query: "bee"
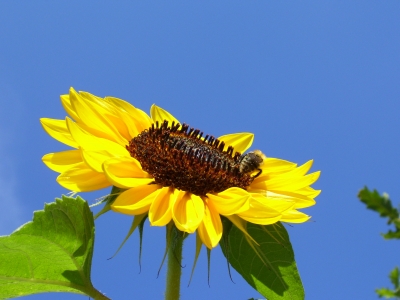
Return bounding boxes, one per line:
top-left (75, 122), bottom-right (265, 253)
top-left (238, 150), bottom-right (266, 178)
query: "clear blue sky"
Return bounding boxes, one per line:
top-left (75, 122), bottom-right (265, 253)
top-left (1, 2), bottom-right (399, 299)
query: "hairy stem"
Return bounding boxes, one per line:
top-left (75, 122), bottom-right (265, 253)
top-left (165, 229), bottom-right (184, 300)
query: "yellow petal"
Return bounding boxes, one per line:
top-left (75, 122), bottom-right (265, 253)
top-left (265, 190), bottom-right (316, 209)
top-left (57, 162), bottom-right (110, 192)
top-left (280, 210), bottom-right (311, 223)
top-left (296, 186), bottom-right (321, 198)
top-left (66, 118), bottom-right (129, 171)
top-left (103, 157), bottom-right (153, 189)
top-left (238, 193), bottom-right (289, 225)
top-left (79, 91), bottom-right (104, 104)
top-left (238, 210), bottom-right (282, 225)
top-left (249, 193), bottom-right (294, 214)
top-left (281, 160), bottom-right (314, 177)
top-left (251, 171), bottom-right (321, 192)
top-left (217, 132), bottom-right (254, 154)
top-left (172, 192), bottom-right (204, 233)
top-left (69, 88), bottom-right (127, 145)
top-left (111, 184), bottom-right (162, 215)
top-left (149, 187), bottom-right (176, 226)
top-left (60, 89), bottom-right (79, 120)
top-left (207, 187), bottom-right (250, 215)
top-left (299, 160), bottom-right (314, 175)
top-left (81, 150), bottom-right (113, 173)
top-left (42, 150), bottom-right (82, 173)
top-left (40, 118), bottom-right (78, 148)
top-left (80, 93), bottom-right (132, 142)
top-left (105, 97), bottom-right (153, 138)
top-left (197, 200), bottom-right (222, 249)
top-left (100, 99), bottom-right (141, 140)
top-left (65, 117), bottom-right (124, 152)
top-left (150, 104), bottom-right (180, 126)
top-left (262, 157), bottom-right (298, 173)
top-left (253, 158), bottom-right (298, 183)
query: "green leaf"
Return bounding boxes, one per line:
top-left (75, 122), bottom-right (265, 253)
top-left (0, 195), bottom-right (107, 299)
top-left (376, 267), bottom-right (400, 299)
top-left (376, 288), bottom-right (397, 298)
top-left (358, 187), bottom-right (399, 221)
top-left (390, 267), bottom-right (400, 289)
top-left (358, 187), bottom-right (400, 240)
top-left (220, 220), bottom-right (304, 300)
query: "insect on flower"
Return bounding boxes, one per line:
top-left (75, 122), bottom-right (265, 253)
top-left (237, 150), bottom-right (266, 178)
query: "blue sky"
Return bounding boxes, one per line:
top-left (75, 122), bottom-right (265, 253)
top-left (1, 1), bottom-right (399, 299)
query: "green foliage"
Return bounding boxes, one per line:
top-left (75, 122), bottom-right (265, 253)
top-left (358, 187), bottom-right (400, 239)
top-left (376, 267), bottom-right (400, 299)
top-left (359, 187), bottom-right (400, 299)
top-left (0, 195), bottom-right (108, 299)
top-left (220, 219), bottom-right (304, 300)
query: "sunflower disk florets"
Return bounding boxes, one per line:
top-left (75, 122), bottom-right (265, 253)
top-left (126, 120), bottom-right (255, 196)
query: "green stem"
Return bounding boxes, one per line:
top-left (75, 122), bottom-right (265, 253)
top-left (83, 286), bottom-right (112, 300)
top-left (91, 291), bottom-right (111, 300)
top-left (165, 231), bottom-right (184, 300)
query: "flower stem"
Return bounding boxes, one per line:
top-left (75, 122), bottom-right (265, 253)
top-left (165, 230), bottom-right (184, 300)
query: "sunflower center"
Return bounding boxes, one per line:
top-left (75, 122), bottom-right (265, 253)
top-left (126, 121), bottom-right (255, 196)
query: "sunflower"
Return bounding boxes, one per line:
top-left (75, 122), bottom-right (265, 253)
top-left (41, 88), bottom-right (320, 249)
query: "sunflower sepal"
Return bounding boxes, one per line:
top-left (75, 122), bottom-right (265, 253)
top-left (220, 219), bottom-right (305, 300)
top-left (108, 213), bottom-right (148, 263)
top-left (94, 186), bottom-right (127, 220)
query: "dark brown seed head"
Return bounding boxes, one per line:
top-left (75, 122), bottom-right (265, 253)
top-left (126, 121), bottom-right (256, 196)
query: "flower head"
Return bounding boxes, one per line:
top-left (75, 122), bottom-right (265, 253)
top-left (42, 88), bottom-right (320, 249)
